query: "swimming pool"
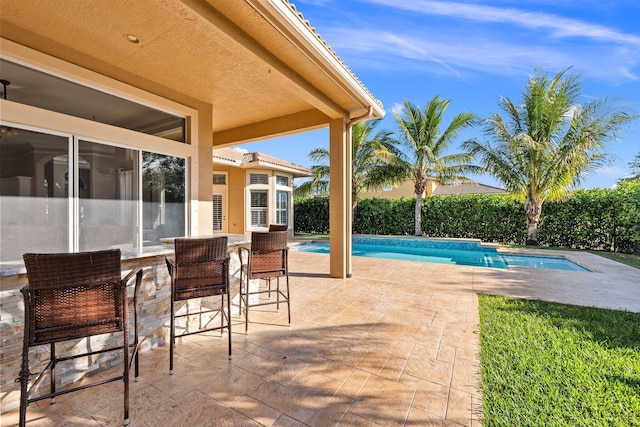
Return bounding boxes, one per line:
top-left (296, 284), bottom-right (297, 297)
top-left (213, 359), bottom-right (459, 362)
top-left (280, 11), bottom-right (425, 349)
top-left (296, 236), bottom-right (591, 271)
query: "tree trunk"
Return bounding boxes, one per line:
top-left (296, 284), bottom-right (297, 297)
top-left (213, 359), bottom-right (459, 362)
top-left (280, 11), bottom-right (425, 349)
top-left (414, 175), bottom-right (426, 236)
top-left (352, 190), bottom-right (358, 231)
top-left (525, 198), bottom-right (542, 245)
top-left (415, 192), bottom-right (423, 236)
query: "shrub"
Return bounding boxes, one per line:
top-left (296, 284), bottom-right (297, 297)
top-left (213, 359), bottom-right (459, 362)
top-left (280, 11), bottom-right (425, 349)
top-left (353, 198), bottom-right (415, 235)
top-left (293, 197), bottom-right (329, 234)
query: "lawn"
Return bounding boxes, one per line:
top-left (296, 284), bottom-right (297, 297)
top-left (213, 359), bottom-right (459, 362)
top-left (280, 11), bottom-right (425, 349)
top-left (478, 295), bottom-right (640, 426)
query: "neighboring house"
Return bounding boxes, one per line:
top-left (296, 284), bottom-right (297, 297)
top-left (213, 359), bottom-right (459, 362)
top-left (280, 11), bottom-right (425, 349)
top-left (0, 0), bottom-right (384, 278)
top-left (211, 148), bottom-right (313, 235)
top-left (431, 182), bottom-right (507, 196)
top-left (359, 180), bottom-right (507, 199)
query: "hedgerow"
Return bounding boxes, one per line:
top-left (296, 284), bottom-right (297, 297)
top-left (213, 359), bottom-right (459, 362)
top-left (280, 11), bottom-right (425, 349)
top-left (293, 181), bottom-right (640, 253)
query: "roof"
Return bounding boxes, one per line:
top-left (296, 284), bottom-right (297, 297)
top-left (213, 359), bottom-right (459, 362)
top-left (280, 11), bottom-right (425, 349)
top-left (212, 148), bottom-right (314, 177)
top-left (432, 182), bottom-right (508, 196)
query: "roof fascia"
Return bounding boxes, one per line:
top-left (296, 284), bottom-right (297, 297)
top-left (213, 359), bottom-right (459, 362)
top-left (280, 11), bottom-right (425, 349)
top-left (213, 108), bottom-right (329, 145)
top-left (248, 0), bottom-right (385, 120)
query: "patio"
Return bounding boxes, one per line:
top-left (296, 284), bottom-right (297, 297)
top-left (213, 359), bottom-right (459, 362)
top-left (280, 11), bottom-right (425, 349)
top-left (2, 246), bottom-right (638, 427)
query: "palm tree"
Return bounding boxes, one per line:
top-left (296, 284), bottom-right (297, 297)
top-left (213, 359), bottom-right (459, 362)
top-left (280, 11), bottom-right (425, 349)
top-left (622, 151), bottom-right (640, 182)
top-left (463, 68), bottom-right (637, 245)
top-left (392, 97), bottom-right (479, 236)
top-left (295, 120), bottom-right (403, 214)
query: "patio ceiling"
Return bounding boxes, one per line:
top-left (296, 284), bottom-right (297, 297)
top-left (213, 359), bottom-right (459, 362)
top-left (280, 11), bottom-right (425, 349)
top-left (0, 0), bottom-right (384, 144)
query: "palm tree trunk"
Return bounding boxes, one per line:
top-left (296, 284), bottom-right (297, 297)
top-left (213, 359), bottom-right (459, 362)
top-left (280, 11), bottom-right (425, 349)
top-left (414, 176), bottom-right (427, 236)
top-left (414, 193), bottom-right (423, 236)
top-left (525, 198), bottom-right (542, 245)
top-left (352, 190), bottom-right (358, 231)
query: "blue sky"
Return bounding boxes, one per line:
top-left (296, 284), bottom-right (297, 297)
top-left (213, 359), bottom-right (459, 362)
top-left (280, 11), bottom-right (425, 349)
top-left (238, 0), bottom-right (640, 189)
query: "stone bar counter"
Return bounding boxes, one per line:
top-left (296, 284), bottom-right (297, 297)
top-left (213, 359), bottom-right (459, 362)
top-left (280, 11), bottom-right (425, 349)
top-left (0, 234), bottom-right (250, 414)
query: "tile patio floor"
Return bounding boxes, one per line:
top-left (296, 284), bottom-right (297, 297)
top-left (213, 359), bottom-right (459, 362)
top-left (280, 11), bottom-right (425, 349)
top-left (3, 246), bottom-right (638, 426)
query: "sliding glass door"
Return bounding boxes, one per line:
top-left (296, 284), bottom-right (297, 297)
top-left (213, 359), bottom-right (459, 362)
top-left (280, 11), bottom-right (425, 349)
top-left (77, 139), bottom-right (139, 251)
top-left (0, 127), bottom-right (70, 261)
top-left (0, 124), bottom-right (186, 263)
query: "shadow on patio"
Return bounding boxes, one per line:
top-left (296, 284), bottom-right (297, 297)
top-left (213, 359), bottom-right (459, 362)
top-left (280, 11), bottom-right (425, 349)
top-left (3, 250), bottom-right (488, 426)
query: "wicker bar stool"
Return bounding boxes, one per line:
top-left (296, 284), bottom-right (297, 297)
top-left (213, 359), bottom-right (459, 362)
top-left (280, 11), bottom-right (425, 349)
top-left (238, 230), bottom-right (290, 332)
top-left (19, 249), bottom-right (143, 427)
top-left (165, 236), bottom-right (231, 374)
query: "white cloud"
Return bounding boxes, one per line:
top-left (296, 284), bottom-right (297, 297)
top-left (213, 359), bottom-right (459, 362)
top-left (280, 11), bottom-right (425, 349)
top-left (362, 0), bottom-right (640, 45)
top-left (231, 147), bottom-right (248, 154)
top-left (328, 27), bottom-right (571, 78)
top-left (324, 16), bottom-right (639, 83)
top-left (597, 166), bottom-right (627, 177)
top-left (390, 102), bottom-right (404, 114)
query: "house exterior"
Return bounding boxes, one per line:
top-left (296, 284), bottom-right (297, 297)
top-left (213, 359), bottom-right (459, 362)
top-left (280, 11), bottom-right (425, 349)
top-left (431, 182), bottom-right (507, 196)
top-left (0, 0), bottom-right (385, 278)
top-left (211, 148), bottom-right (313, 235)
top-left (359, 180), bottom-right (507, 199)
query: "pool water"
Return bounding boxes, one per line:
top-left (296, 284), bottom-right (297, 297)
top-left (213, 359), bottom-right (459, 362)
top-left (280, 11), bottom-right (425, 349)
top-left (297, 237), bottom-right (591, 272)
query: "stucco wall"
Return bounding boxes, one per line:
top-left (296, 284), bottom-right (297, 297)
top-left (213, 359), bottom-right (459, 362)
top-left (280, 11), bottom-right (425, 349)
top-left (228, 168), bottom-right (247, 234)
top-left (358, 180), bottom-right (437, 200)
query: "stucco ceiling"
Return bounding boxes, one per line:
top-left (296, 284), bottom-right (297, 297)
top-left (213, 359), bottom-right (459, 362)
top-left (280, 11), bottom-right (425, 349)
top-left (0, 0), bottom-right (383, 143)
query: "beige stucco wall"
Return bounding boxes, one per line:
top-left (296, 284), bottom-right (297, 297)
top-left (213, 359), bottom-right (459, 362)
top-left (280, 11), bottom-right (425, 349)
top-left (358, 180), bottom-right (438, 199)
top-left (212, 165), bottom-right (246, 235)
top-left (214, 164), bottom-right (300, 235)
top-left (228, 168), bottom-right (246, 234)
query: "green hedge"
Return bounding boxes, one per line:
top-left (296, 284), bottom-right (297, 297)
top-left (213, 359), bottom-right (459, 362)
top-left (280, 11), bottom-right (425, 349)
top-left (293, 181), bottom-right (640, 253)
top-left (293, 196), bottom-right (330, 234)
top-left (538, 182), bottom-right (640, 252)
top-left (352, 198), bottom-right (415, 235)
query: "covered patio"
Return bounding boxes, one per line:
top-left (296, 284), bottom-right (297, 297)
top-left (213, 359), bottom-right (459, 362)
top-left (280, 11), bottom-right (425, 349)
top-left (3, 246), bottom-right (638, 426)
top-left (0, 0), bottom-right (385, 278)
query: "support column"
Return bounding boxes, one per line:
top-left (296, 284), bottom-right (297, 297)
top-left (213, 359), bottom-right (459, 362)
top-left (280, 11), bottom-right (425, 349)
top-left (329, 117), bottom-right (351, 278)
top-left (345, 124), bottom-right (353, 278)
top-left (193, 105), bottom-right (213, 237)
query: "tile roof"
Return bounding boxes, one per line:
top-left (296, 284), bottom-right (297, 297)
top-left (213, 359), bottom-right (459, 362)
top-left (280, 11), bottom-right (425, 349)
top-left (283, 0), bottom-right (384, 111)
top-left (212, 148), bottom-right (314, 177)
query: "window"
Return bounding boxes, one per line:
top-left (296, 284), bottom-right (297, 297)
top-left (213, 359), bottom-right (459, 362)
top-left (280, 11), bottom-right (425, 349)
top-left (250, 190), bottom-right (268, 227)
top-left (213, 174), bottom-right (226, 185)
top-left (276, 175), bottom-right (289, 186)
top-left (142, 153), bottom-right (186, 246)
top-left (276, 190), bottom-right (288, 225)
top-left (0, 124), bottom-right (187, 263)
top-left (78, 140), bottom-right (140, 252)
top-left (0, 127), bottom-right (70, 261)
top-left (1, 59), bottom-right (186, 142)
top-left (212, 194), bottom-right (223, 231)
top-left (250, 173), bottom-right (268, 185)
top-left (0, 57), bottom-right (192, 266)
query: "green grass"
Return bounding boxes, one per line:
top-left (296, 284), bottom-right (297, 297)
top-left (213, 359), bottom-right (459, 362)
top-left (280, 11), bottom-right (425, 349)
top-left (478, 295), bottom-right (640, 426)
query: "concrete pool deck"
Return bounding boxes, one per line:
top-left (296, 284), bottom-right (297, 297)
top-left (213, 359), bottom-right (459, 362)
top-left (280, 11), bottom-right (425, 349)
top-left (2, 247), bottom-right (637, 426)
